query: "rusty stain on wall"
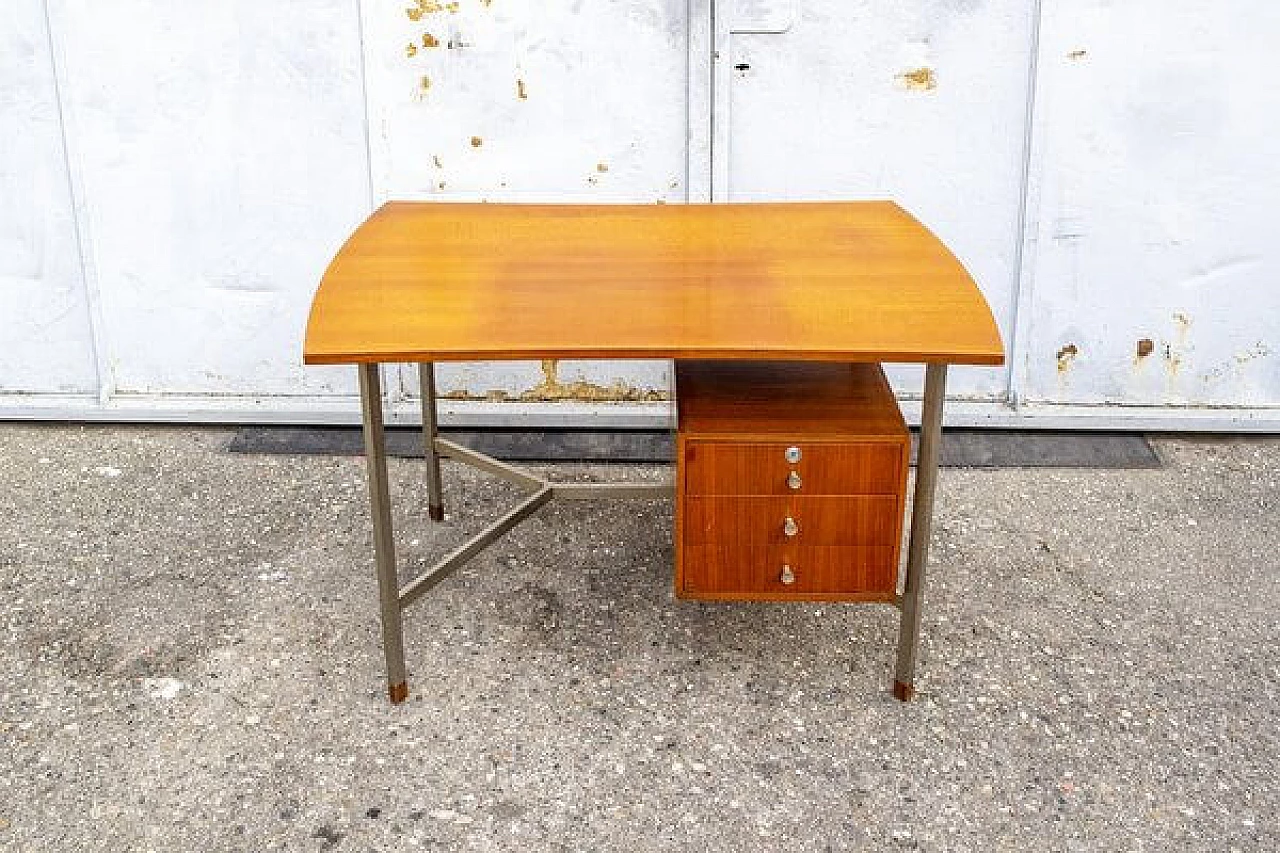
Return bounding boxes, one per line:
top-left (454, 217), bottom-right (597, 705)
top-left (405, 1), bottom-right (442, 22)
top-left (518, 359), bottom-right (668, 402)
top-left (897, 68), bottom-right (937, 91)
top-left (405, 0), bottom-right (459, 20)
top-left (441, 389), bottom-right (513, 402)
top-left (1056, 343), bottom-right (1078, 373)
top-left (1161, 313), bottom-right (1192, 379)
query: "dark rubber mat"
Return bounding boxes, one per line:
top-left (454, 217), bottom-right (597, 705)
top-left (228, 427), bottom-right (1160, 468)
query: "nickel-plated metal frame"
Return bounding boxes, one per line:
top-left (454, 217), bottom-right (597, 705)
top-left (357, 360), bottom-right (948, 704)
top-left (360, 362), bottom-right (673, 703)
top-left (894, 363), bottom-right (948, 701)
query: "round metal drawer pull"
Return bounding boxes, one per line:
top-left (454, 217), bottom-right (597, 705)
top-left (783, 517), bottom-right (799, 537)
top-left (787, 471), bottom-right (802, 490)
top-left (780, 564), bottom-right (796, 585)
top-left (785, 446), bottom-right (802, 463)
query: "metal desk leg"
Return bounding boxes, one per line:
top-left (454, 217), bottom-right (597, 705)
top-left (894, 363), bottom-right (948, 702)
top-left (419, 362), bottom-right (445, 522)
top-left (358, 363), bottom-right (410, 703)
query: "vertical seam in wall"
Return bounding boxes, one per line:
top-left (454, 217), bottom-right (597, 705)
top-left (43, 0), bottom-right (113, 406)
top-left (685, 0), bottom-right (714, 203)
top-left (1005, 0), bottom-right (1046, 413)
top-left (683, 0), bottom-right (695, 200)
top-left (353, 0), bottom-right (398, 403)
top-left (354, 0), bottom-right (378, 213)
top-left (707, 0), bottom-right (717, 200)
top-left (709, 0), bottom-right (732, 202)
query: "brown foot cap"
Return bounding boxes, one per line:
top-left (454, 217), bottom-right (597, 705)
top-left (892, 680), bottom-right (915, 702)
top-left (428, 504), bottom-right (444, 522)
top-left (388, 681), bottom-right (409, 704)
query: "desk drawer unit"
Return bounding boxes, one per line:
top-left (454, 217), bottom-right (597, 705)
top-left (675, 361), bottom-right (909, 602)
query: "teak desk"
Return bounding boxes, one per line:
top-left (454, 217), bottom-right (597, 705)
top-left (305, 201), bottom-right (1004, 704)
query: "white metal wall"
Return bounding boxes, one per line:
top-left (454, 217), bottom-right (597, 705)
top-left (714, 0), bottom-right (1036, 405)
top-left (1016, 1), bottom-right (1280, 413)
top-left (2, 0), bottom-right (1277, 429)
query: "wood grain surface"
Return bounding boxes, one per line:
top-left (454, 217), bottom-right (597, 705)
top-left (683, 495), bottom-right (903, 546)
top-left (683, 440), bottom-right (906, 496)
top-left (676, 360), bottom-right (909, 438)
top-left (674, 360), bottom-right (910, 601)
top-left (680, 545), bottom-right (899, 600)
top-left (303, 202), bottom-right (1004, 365)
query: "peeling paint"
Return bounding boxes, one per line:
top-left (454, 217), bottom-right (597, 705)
top-left (1056, 343), bottom-right (1079, 374)
top-left (515, 359), bottom-right (668, 402)
top-left (405, 1), bottom-right (443, 22)
top-left (440, 389), bottom-right (512, 402)
top-left (405, 0), bottom-right (458, 21)
top-left (1164, 343), bottom-right (1182, 378)
top-left (897, 67), bottom-right (937, 91)
top-left (1200, 343), bottom-right (1272, 383)
top-left (1235, 342), bottom-right (1271, 364)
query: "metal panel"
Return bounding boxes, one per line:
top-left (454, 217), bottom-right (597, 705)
top-left (359, 0), bottom-right (689, 401)
top-left (1018, 1), bottom-right (1280, 408)
top-left (721, 2), bottom-right (1039, 402)
top-left (716, 0), bottom-right (1038, 403)
top-left (45, 1), bottom-right (371, 398)
top-left (0, 1), bottom-right (97, 394)
top-left (1, 1), bottom-right (1275, 429)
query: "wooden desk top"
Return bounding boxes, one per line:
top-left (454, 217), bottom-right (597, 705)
top-left (304, 201), bottom-right (1004, 366)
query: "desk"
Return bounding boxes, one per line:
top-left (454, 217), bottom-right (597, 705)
top-left (305, 201), bottom-right (1004, 703)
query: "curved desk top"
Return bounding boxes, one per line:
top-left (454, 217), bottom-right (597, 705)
top-left (304, 201), bottom-right (1004, 366)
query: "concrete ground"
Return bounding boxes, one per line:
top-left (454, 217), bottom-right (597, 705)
top-left (1, 425), bottom-right (1277, 852)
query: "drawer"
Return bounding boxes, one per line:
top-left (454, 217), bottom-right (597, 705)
top-left (681, 545), bottom-right (898, 598)
top-left (683, 441), bottom-right (905, 496)
top-left (683, 496), bottom-right (901, 546)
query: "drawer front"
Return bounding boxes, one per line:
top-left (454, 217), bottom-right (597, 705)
top-left (683, 441), bottom-right (904, 496)
top-left (683, 496), bottom-right (901, 546)
top-left (682, 545), bottom-right (898, 597)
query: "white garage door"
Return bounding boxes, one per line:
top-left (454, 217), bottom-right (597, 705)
top-left (2, 0), bottom-right (1277, 429)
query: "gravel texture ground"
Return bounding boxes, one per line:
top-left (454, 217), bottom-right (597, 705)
top-left (0, 425), bottom-right (1277, 851)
